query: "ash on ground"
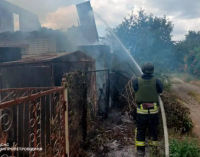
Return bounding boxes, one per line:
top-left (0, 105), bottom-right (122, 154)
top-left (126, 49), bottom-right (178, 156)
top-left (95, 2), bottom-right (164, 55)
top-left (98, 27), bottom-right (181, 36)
top-left (86, 109), bottom-right (136, 157)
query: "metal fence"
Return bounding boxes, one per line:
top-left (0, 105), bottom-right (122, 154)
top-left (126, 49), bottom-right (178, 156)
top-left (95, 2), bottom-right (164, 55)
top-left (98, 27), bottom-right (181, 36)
top-left (86, 69), bottom-right (110, 118)
top-left (0, 80), bottom-right (69, 157)
top-left (110, 72), bottom-right (130, 108)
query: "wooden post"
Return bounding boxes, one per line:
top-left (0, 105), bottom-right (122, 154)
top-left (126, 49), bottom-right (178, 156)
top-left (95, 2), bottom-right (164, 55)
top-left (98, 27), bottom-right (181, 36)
top-left (62, 78), bottom-right (69, 157)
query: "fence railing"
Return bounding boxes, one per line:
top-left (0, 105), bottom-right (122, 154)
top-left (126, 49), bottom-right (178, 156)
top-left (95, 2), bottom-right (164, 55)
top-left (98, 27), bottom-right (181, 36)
top-left (0, 79), bottom-right (69, 157)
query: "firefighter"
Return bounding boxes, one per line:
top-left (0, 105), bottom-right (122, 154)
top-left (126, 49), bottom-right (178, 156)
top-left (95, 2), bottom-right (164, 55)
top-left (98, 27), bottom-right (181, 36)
top-left (133, 62), bottom-right (163, 157)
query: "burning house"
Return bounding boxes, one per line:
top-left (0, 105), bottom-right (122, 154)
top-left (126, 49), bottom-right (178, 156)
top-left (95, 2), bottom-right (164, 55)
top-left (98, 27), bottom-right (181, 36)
top-left (66, 1), bottom-right (100, 50)
top-left (0, 1), bottom-right (99, 54)
top-left (0, 49), bottom-right (97, 156)
top-left (0, 0), bottom-right (112, 116)
top-left (0, 28), bottom-right (72, 54)
top-left (0, 1), bottom-right (113, 156)
top-left (0, 0), bottom-right (41, 32)
top-left (76, 1), bottom-right (99, 44)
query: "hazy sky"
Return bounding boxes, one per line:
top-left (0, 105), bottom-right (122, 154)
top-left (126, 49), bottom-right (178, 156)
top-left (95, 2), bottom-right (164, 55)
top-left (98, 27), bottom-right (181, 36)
top-left (7, 0), bottom-right (200, 41)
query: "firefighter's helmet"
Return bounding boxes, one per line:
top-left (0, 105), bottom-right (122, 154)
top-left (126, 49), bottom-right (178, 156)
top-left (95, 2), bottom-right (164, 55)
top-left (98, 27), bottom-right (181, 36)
top-left (142, 62), bottom-right (154, 74)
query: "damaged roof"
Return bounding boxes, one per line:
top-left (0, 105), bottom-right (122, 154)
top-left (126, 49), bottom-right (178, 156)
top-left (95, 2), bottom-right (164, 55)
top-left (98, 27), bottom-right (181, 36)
top-left (0, 51), bottom-right (95, 66)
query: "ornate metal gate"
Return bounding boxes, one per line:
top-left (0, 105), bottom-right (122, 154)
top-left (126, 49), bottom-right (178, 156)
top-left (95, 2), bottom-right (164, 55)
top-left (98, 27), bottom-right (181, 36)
top-left (0, 79), bottom-right (69, 157)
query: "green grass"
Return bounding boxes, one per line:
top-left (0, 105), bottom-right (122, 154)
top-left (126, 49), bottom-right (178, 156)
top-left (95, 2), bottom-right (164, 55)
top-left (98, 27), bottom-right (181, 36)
top-left (169, 138), bottom-right (200, 157)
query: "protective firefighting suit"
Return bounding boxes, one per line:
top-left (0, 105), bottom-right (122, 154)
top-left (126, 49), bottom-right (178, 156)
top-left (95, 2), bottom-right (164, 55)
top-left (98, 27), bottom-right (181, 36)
top-left (133, 62), bottom-right (163, 157)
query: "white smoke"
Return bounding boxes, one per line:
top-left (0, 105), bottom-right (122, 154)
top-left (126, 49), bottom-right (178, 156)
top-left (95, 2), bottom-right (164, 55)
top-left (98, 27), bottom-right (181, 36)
top-left (42, 5), bottom-right (79, 31)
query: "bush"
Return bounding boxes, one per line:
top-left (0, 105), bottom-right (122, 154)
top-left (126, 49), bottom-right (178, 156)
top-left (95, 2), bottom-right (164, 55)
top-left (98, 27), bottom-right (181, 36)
top-left (185, 47), bottom-right (200, 79)
top-left (170, 138), bottom-right (200, 157)
top-left (185, 75), bottom-right (193, 82)
top-left (161, 91), bottom-right (193, 132)
top-left (154, 67), bottom-right (172, 91)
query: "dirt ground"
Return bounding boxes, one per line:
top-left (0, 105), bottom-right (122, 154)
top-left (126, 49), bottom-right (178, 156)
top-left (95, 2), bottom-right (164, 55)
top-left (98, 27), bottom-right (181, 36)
top-left (87, 109), bottom-right (136, 157)
top-left (171, 78), bottom-right (200, 138)
top-left (86, 108), bottom-right (160, 157)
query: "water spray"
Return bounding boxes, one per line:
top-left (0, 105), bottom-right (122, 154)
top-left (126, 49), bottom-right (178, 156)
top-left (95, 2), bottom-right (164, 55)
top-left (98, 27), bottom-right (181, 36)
top-left (94, 12), bottom-right (169, 157)
top-left (93, 12), bottom-right (142, 76)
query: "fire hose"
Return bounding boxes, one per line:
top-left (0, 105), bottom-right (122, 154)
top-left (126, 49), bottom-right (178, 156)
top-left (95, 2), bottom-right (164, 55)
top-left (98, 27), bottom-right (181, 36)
top-left (158, 95), bottom-right (169, 157)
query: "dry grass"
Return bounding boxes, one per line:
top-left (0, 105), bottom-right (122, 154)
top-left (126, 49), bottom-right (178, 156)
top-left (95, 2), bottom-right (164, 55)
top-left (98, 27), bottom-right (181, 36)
top-left (159, 91), bottom-right (193, 132)
top-left (173, 73), bottom-right (195, 83)
top-left (187, 91), bottom-right (200, 104)
top-left (171, 79), bottom-right (182, 84)
top-left (189, 80), bottom-right (200, 87)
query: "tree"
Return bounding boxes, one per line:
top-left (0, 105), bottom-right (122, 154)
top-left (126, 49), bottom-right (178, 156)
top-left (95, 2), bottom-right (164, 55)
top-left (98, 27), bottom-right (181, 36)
top-left (103, 9), bottom-right (175, 72)
top-left (175, 31), bottom-right (200, 74)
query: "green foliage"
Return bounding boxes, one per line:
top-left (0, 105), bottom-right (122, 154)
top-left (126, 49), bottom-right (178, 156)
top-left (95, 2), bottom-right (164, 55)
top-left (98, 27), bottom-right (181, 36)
top-left (184, 75), bottom-right (194, 83)
top-left (154, 66), bottom-right (172, 90)
top-left (175, 31), bottom-right (200, 75)
top-left (174, 41), bottom-right (188, 67)
top-left (104, 9), bottom-right (175, 71)
top-left (184, 46), bottom-right (200, 79)
top-left (64, 71), bottom-right (87, 156)
top-left (169, 138), bottom-right (200, 157)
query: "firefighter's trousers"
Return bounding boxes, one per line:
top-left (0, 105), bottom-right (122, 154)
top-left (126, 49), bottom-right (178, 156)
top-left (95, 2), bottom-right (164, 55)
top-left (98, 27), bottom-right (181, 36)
top-left (135, 106), bottom-right (159, 153)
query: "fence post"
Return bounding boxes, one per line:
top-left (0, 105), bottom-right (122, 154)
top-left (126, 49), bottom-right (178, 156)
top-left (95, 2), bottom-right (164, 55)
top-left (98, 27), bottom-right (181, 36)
top-left (105, 69), bottom-right (110, 119)
top-left (82, 72), bottom-right (88, 141)
top-left (62, 78), bottom-right (69, 157)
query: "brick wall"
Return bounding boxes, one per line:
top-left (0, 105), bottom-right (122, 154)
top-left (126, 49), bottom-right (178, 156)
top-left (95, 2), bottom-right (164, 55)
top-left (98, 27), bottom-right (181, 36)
top-left (0, 37), bottom-right (56, 54)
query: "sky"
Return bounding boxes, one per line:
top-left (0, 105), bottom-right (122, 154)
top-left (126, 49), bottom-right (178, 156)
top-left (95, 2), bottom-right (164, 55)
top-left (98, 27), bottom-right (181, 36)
top-left (7, 0), bottom-right (200, 41)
